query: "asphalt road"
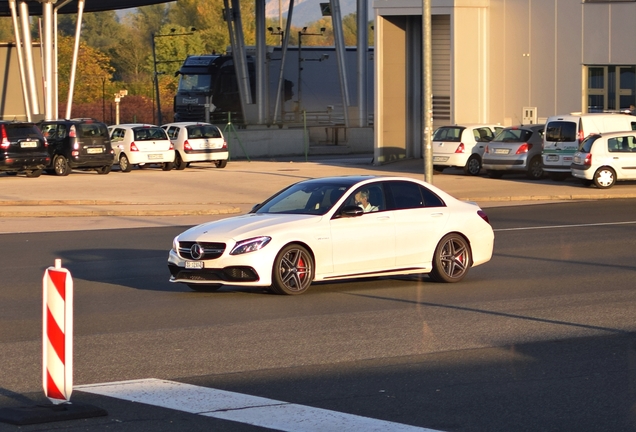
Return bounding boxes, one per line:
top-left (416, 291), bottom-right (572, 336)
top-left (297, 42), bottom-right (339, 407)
top-left (1, 200), bottom-right (635, 431)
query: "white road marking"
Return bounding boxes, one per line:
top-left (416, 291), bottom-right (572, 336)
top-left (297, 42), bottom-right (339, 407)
top-left (76, 378), bottom-right (443, 432)
top-left (494, 220), bottom-right (636, 232)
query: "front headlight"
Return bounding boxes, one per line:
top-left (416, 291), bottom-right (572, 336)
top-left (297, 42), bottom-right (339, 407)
top-left (230, 236), bottom-right (272, 255)
top-left (172, 236), bottom-right (179, 252)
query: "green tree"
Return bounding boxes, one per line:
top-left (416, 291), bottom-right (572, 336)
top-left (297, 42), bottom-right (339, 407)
top-left (56, 35), bottom-right (114, 104)
top-left (0, 17), bottom-right (15, 42)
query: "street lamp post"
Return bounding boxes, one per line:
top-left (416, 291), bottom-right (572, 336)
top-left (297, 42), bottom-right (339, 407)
top-left (297, 27), bottom-right (326, 118)
top-left (114, 90), bottom-right (127, 125)
top-left (151, 28), bottom-right (196, 126)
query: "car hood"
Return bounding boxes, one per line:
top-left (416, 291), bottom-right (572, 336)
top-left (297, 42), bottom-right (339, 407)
top-left (178, 213), bottom-right (322, 242)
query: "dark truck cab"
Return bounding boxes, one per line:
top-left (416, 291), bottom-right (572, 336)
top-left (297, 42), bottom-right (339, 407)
top-left (174, 55), bottom-right (255, 123)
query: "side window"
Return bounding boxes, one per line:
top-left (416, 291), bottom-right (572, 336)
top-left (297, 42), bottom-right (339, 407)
top-left (386, 181), bottom-right (423, 210)
top-left (40, 124), bottom-right (57, 139)
top-left (343, 184), bottom-right (385, 213)
top-left (58, 124), bottom-right (67, 139)
top-left (420, 186), bottom-right (446, 207)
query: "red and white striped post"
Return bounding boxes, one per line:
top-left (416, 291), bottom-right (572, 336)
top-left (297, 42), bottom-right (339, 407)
top-left (42, 259), bottom-right (73, 404)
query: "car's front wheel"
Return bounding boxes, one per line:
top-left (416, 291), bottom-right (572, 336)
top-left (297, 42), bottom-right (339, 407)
top-left (271, 244), bottom-right (314, 295)
top-left (463, 154), bottom-right (481, 176)
top-left (162, 161), bottom-right (174, 171)
top-left (95, 165), bottom-right (111, 175)
top-left (594, 167), bottom-right (616, 189)
top-left (119, 154), bottom-right (132, 172)
top-left (53, 155), bottom-right (71, 176)
top-left (429, 233), bottom-right (472, 283)
top-left (215, 159), bottom-right (228, 168)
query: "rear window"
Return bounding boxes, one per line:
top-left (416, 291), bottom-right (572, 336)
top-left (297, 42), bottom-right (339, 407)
top-left (186, 124), bottom-right (222, 139)
top-left (493, 128), bottom-right (533, 143)
top-left (433, 127), bottom-right (464, 142)
top-left (545, 121), bottom-right (577, 142)
top-left (133, 127), bottom-right (168, 141)
top-left (4, 123), bottom-right (42, 140)
top-left (78, 123), bottom-right (109, 138)
top-left (580, 134), bottom-right (600, 152)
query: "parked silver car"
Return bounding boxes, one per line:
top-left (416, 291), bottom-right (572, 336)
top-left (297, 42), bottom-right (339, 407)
top-left (482, 124), bottom-right (545, 180)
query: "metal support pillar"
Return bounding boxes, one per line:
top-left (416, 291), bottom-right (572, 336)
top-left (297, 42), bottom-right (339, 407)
top-left (65, 0), bottom-right (84, 119)
top-left (356, 0), bottom-right (368, 127)
top-left (255, 0), bottom-right (267, 124)
top-left (8, 0), bottom-right (31, 121)
top-left (19, 1), bottom-right (40, 115)
top-left (329, 0), bottom-right (350, 127)
top-left (42, 1), bottom-right (54, 120)
top-left (273, 0), bottom-right (295, 123)
top-left (423, 0), bottom-right (433, 183)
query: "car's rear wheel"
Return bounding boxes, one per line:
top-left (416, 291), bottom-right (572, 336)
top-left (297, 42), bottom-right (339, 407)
top-left (429, 233), bottom-right (472, 283)
top-left (593, 167), bottom-right (616, 189)
top-left (162, 161), bottom-right (174, 171)
top-left (53, 155), bottom-right (71, 176)
top-left (187, 283), bottom-right (222, 292)
top-left (526, 156), bottom-right (543, 180)
top-left (175, 152), bottom-right (187, 170)
top-left (433, 165), bottom-right (445, 173)
top-left (215, 159), bottom-right (228, 168)
top-left (119, 154), bottom-right (132, 172)
top-left (463, 155), bottom-right (481, 176)
top-left (95, 165), bottom-right (111, 175)
top-left (271, 244), bottom-right (314, 295)
top-left (24, 169), bottom-right (42, 178)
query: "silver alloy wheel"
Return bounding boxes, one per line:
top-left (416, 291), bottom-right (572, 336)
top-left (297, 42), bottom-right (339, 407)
top-left (119, 154), bottom-right (132, 172)
top-left (54, 155), bottom-right (70, 176)
top-left (430, 234), bottom-right (471, 283)
top-left (272, 245), bottom-right (313, 294)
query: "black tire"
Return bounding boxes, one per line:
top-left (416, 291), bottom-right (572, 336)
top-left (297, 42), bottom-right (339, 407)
top-left (487, 170), bottom-right (503, 179)
top-left (53, 155), bottom-right (71, 176)
top-left (24, 169), bottom-right (42, 178)
top-left (547, 172), bottom-right (568, 181)
top-left (162, 161), bottom-right (174, 171)
top-left (270, 244), bottom-right (314, 295)
top-left (96, 165), bottom-right (112, 175)
top-left (175, 152), bottom-right (187, 170)
top-left (463, 154), bottom-right (481, 176)
top-left (593, 167), bottom-right (616, 189)
top-left (433, 165), bottom-right (445, 173)
top-left (6, 171), bottom-right (18, 176)
top-left (187, 283), bottom-right (222, 292)
top-left (215, 159), bottom-right (228, 168)
top-left (429, 233), bottom-right (472, 283)
top-left (526, 156), bottom-right (544, 180)
top-left (119, 154), bottom-right (132, 172)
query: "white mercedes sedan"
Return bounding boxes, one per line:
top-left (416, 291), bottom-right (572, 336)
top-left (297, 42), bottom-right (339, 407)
top-left (167, 176), bottom-right (494, 295)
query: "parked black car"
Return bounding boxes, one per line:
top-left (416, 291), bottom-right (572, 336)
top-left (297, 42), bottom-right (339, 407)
top-left (0, 121), bottom-right (50, 177)
top-left (39, 118), bottom-right (114, 176)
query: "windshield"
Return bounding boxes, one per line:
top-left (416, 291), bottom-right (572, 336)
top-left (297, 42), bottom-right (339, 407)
top-left (255, 181), bottom-right (353, 215)
top-left (178, 74), bottom-right (212, 92)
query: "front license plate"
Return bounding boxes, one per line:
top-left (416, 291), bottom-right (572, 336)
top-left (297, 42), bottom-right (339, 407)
top-left (148, 154), bottom-right (163, 160)
top-left (185, 261), bottom-right (203, 269)
top-left (546, 155), bottom-right (559, 162)
top-left (433, 156), bottom-right (448, 162)
top-left (21, 141), bottom-right (37, 148)
top-left (87, 147), bottom-right (103, 154)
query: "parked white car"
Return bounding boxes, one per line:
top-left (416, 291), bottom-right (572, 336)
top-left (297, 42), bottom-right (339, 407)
top-left (571, 131), bottom-right (636, 188)
top-left (432, 124), bottom-right (503, 175)
top-left (161, 122), bottom-right (228, 170)
top-left (108, 124), bottom-right (175, 172)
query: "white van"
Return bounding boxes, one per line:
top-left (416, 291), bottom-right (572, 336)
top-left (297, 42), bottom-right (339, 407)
top-left (542, 113), bottom-right (636, 180)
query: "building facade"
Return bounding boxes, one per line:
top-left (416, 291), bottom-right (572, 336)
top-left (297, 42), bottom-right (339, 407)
top-left (373, 0), bottom-right (636, 163)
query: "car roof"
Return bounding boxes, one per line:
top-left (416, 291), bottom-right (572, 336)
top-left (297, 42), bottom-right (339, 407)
top-left (501, 124), bottom-right (545, 130)
top-left (162, 122), bottom-right (215, 127)
top-left (594, 130), bottom-right (636, 138)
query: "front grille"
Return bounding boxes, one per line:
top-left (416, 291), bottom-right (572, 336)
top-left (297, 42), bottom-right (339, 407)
top-left (168, 264), bottom-right (259, 282)
top-left (178, 241), bottom-right (226, 260)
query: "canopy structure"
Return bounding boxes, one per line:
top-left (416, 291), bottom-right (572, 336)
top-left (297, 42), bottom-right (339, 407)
top-left (0, 0), bottom-right (169, 15)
